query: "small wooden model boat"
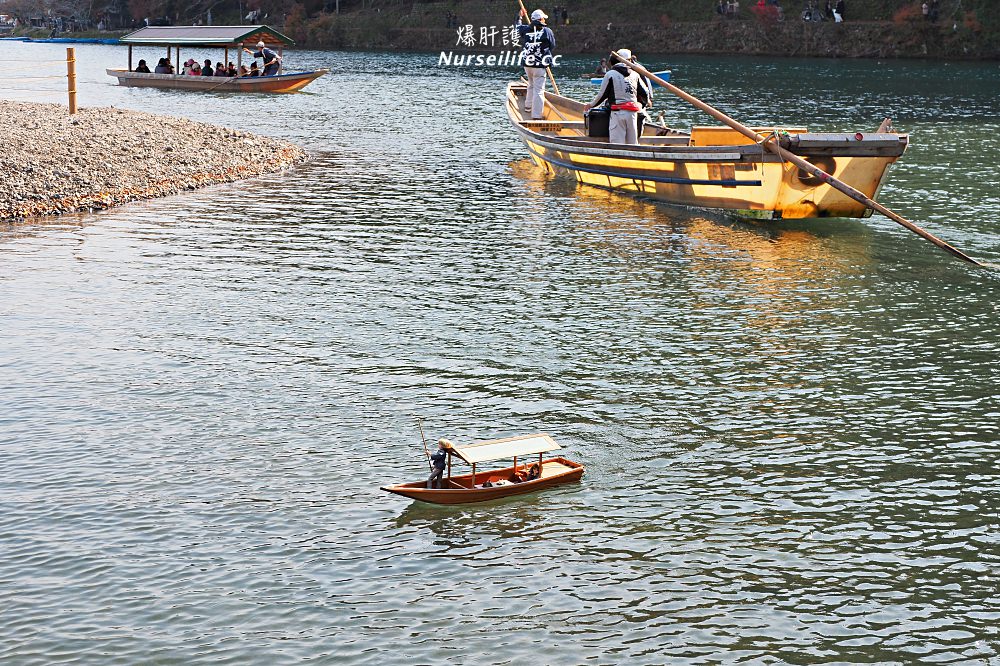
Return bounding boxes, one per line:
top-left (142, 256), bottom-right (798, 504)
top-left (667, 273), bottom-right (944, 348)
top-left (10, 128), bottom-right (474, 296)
top-left (381, 433), bottom-right (584, 505)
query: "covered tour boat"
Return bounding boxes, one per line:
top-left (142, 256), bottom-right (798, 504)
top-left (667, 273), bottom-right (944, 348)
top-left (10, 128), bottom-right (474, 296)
top-left (107, 25), bottom-right (327, 93)
top-left (381, 434), bottom-right (584, 505)
top-left (506, 81), bottom-right (909, 220)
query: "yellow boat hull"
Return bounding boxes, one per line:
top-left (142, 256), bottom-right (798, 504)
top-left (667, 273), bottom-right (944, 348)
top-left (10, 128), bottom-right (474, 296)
top-left (507, 83), bottom-right (907, 220)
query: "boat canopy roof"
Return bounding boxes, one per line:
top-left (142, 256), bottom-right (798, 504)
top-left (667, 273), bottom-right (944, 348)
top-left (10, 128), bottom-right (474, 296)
top-left (120, 25), bottom-right (294, 47)
top-left (452, 434), bottom-right (560, 465)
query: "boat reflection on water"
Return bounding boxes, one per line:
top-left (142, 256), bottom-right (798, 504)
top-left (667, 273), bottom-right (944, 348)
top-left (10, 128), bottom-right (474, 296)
top-left (508, 157), bottom-right (872, 271)
top-left (507, 156), bottom-right (875, 442)
top-left (391, 493), bottom-right (576, 553)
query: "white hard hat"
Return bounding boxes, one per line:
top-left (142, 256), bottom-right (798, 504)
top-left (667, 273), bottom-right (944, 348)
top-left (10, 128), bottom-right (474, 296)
top-left (530, 9), bottom-right (548, 21)
top-left (615, 48), bottom-right (633, 61)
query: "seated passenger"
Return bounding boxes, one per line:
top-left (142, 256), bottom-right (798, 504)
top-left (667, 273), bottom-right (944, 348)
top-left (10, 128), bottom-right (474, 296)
top-left (154, 57), bottom-right (172, 74)
top-left (248, 62), bottom-right (260, 77)
top-left (512, 463), bottom-right (542, 482)
top-left (201, 59), bottom-right (214, 76)
top-left (182, 59), bottom-right (194, 75)
top-left (238, 64), bottom-right (250, 77)
top-left (134, 59), bottom-right (150, 73)
top-left (227, 62), bottom-right (237, 77)
top-left (191, 62), bottom-right (201, 75)
top-left (214, 61), bottom-right (228, 77)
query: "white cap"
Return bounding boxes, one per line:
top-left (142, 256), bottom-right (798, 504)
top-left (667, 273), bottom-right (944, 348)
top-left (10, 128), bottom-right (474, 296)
top-left (615, 48), bottom-right (633, 61)
top-left (257, 41), bottom-right (265, 48)
top-left (530, 9), bottom-right (547, 21)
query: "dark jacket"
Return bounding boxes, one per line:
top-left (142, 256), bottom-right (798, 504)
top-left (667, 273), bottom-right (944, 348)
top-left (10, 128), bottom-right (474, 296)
top-left (430, 449), bottom-right (448, 470)
top-left (517, 18), bottom-right (556, 68)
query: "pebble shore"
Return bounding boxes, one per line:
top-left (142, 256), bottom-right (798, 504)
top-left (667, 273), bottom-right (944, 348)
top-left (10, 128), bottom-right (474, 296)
top-left (0, 100), bottom-right (306, 221)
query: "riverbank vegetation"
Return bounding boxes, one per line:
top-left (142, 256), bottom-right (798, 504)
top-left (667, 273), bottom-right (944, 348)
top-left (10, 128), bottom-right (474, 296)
top-left (2, 0), bottom-right (996, 58)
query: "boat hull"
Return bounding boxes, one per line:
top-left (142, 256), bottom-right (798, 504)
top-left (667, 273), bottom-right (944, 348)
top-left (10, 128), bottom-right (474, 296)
top-left (381, 457), bottom-right (584, 505)
top-left (507, 82), bottom-right (907, 220)
top-left (107, 68), bottom-right (327, 93)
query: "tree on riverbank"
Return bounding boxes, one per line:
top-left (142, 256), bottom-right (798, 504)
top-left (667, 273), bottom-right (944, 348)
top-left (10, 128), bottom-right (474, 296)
top-left (275, 0), bottom-right (999, 59)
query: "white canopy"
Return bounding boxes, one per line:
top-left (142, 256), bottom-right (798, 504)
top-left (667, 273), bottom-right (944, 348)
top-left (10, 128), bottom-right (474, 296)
top-left (452, 433), bottom-right (560, 465)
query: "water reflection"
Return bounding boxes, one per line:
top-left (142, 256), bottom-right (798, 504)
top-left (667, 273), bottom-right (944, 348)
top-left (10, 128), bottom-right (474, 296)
top-left (1, 46), bottom-right (999, 665)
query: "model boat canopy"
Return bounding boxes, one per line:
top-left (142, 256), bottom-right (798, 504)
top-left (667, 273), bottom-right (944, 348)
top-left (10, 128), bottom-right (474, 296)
top-left (451, 433), bottom-right (560, 465)
top-left (119, 25), bottom-right (294, 47)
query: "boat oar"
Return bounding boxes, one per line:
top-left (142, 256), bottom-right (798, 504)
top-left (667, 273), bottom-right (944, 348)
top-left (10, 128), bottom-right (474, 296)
top-left (516, 0), bottom-right (561, 96)
top-left (614, 55), bottom-right (983, 267)
top-left (415, 417), bottom-right (433, 472)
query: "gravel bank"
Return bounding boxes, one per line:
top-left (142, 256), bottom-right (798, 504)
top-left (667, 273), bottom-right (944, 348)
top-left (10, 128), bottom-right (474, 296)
top-left (0, 100), bottom-right (305, 221)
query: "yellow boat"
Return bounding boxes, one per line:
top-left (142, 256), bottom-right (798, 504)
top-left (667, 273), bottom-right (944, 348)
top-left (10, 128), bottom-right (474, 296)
top-left (506, 82), bottom-right (909, 220)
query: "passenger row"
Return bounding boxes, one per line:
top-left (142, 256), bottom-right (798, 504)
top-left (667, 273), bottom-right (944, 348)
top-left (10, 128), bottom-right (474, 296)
top-left (133, 58), bottom-right (265, 77)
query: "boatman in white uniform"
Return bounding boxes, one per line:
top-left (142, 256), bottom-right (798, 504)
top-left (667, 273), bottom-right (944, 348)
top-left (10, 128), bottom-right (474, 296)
top-left (517, 9), bottom-right (556, 120)
top-left (584, 49), bottom-right (652, 145)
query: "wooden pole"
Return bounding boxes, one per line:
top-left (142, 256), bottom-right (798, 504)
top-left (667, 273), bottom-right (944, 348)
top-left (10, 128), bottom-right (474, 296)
top-left (175, 46), bottom-right (180, 75)
top-left (516, 0), bottom-right (560, 96)
top-left (66, 48), bottom-right (76, 115)
top-left (128, 44), bottom-right (132, 71)
top-left (237, 43), bottom-right (243, 77)
top-left (615, 55), bottom-right (982, 267)
top-left (471, 463), bottom-right (476, 488)
top-left (416, 418), bottom-right (432, 472)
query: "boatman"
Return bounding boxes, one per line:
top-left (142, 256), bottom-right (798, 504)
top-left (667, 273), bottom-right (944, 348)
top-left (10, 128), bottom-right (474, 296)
top-left (517, 8), bottom-right (556, 120)
top-left (243, 40), bottom-right (281, 76)
top-left (584, 48), bottom-right (651, 145)
top-left (427, 438), bottom-right (453, 489)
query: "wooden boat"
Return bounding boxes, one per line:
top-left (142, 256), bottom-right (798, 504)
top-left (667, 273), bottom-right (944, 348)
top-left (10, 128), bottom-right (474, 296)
top-left (506, 82), bottom-right (909, 220)
top-left (107, 25), bottom-right (327, 93)
top-left (381, 433), bottom-right (584, 505)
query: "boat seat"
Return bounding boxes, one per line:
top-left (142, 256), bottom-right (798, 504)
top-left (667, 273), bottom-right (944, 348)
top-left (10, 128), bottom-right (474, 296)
top-left (640, 136), bottom-right (691, 146)
top-left (540, 461), bottom-right (573, 478)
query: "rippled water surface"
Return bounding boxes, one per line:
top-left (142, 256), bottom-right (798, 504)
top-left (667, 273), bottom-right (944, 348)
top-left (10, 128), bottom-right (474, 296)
top-left (2, 45), bottom-right (1000, 664)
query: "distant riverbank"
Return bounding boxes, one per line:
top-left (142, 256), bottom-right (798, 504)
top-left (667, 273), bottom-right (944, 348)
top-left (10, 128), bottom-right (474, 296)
top-left (0, 101), bottom-right (304, 222)
top-left (282, 1), bottom-right (999, 60)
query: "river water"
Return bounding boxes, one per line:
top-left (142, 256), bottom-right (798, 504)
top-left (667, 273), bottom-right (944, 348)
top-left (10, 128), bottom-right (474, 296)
top-left (1, 43), bottom-right (999, 664)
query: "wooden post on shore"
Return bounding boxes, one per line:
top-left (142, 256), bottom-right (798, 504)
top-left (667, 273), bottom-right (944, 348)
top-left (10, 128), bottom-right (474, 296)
top-left (66, 47), bottom-right (77, 115)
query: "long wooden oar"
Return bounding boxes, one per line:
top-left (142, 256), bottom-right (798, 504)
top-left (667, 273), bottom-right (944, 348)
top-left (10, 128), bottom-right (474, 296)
top-left (517, 0), bottom-right (560, 96)
top-left (615, 55), bottom-right (982, 267)
top-left (415, 417), bottom-right (433, 472)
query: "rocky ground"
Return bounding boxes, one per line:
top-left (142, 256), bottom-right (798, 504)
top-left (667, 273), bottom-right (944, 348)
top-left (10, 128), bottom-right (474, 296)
top-left (0, 100), bottom-right (305, 222)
